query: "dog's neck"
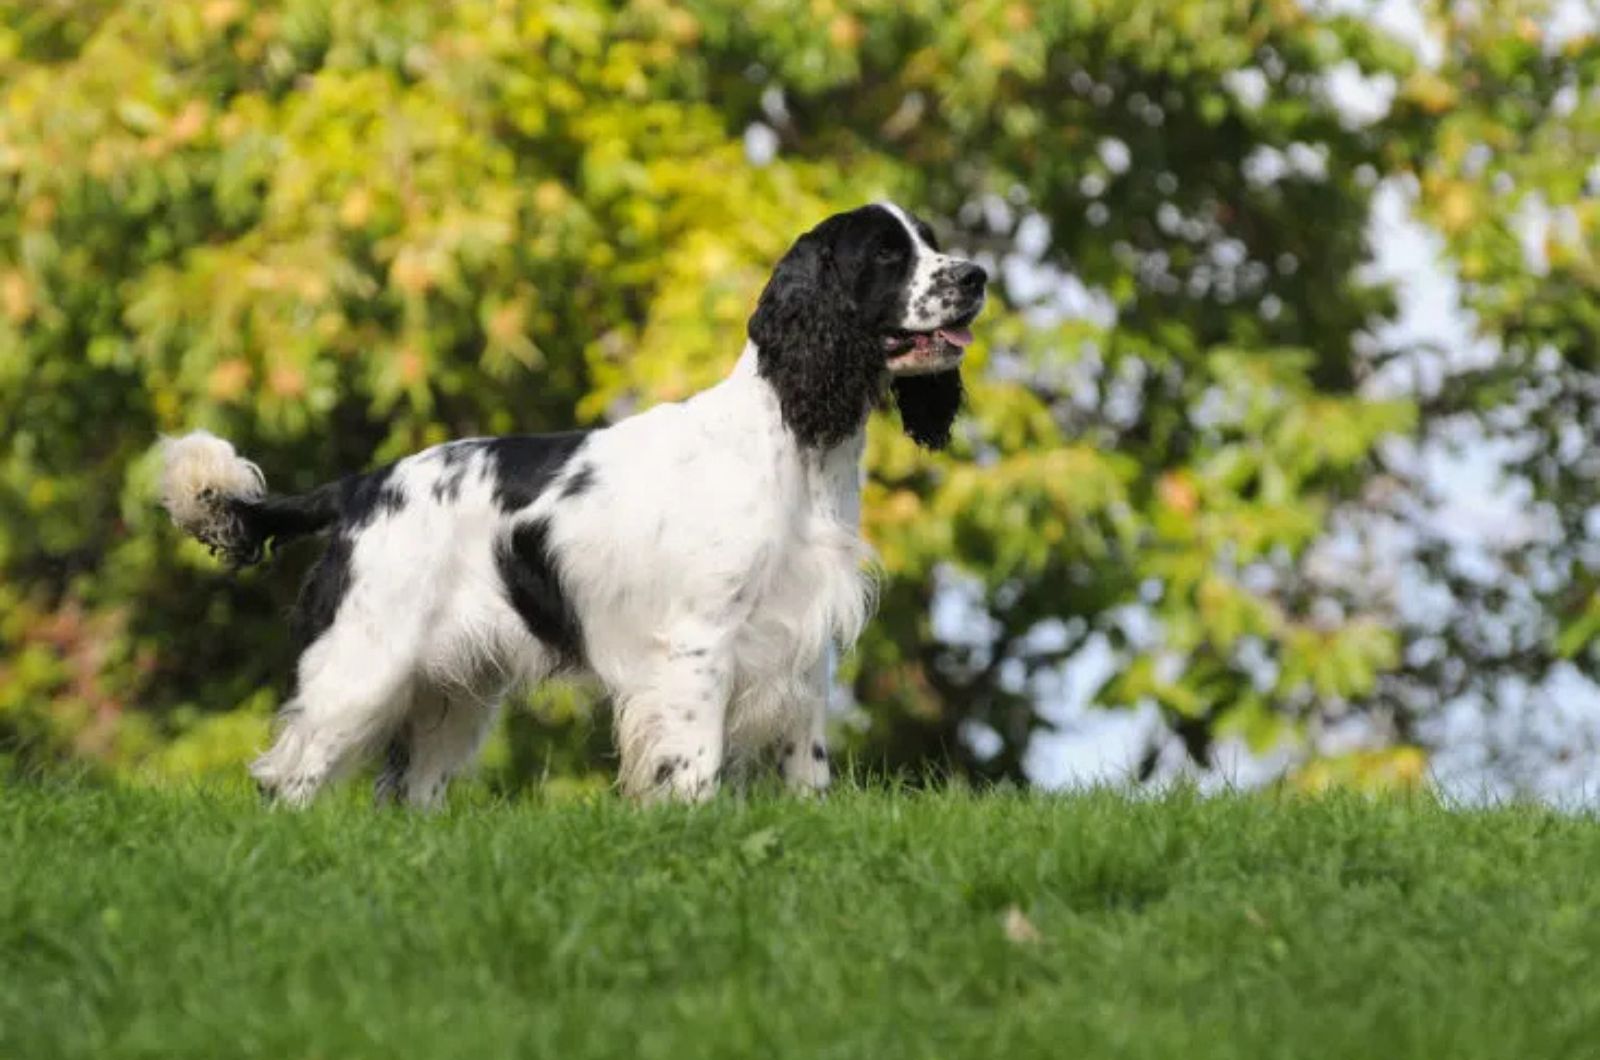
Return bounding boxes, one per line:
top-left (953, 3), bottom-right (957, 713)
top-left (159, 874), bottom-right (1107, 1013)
top-left (730, 340), bottom-right (761, 379)
top-left (730, 339), bottom-right (870, 446)
top-left (728, 341), bottom-right (866, 523)
top-left (730, 340), bottom-right (874, 449)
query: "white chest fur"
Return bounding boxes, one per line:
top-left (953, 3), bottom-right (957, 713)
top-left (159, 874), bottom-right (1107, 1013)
top-left (718, 365), bottom-right (874, 742)
top-left (546, 346), bottom-right (875, 732)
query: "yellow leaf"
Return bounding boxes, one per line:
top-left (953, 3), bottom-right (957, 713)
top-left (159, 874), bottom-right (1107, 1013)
top-left (1, 270), bottom-right (34, 324)
top-left (1435, 181), bottom-right (1475, 235)
top-left (206, 359), bottom-right (252, 402)
top-left (1402, 70), bottom-right (1457, 114)
top-left (1292, 748), bottom-right (1428, 794)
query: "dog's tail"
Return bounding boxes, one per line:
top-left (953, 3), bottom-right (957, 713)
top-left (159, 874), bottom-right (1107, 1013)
top-left (159, 430), bottom-right (340, 567)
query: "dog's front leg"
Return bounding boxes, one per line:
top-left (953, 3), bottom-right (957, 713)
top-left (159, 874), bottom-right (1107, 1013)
top-left (778, 654), bottom-right (832, 795)
top-left (614, 631), bottom-right (732, 803)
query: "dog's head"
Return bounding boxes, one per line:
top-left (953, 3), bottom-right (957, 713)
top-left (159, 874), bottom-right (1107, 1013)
top-left (748, 203), bottom-right (988, 451)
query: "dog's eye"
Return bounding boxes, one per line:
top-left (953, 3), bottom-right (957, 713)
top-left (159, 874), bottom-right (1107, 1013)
top-left (875, 247), bottom-right (906, 265)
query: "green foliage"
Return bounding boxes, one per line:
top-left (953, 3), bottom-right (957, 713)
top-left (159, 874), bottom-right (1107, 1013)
top-left (5, 784), bottom-right (1600, 1058)
top-left (695, 0), bottom-right (1430, 777)
top-left (1346, 1), bottom-right (1600, 756)
top-left (0, 0), bottom-right (1509, 783)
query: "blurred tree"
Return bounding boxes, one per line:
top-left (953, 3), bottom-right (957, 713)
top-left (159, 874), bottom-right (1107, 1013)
top-left (0, 0), bottom-right (1520, 787)
top-left (1340, 0), bottom-right (1600, 792)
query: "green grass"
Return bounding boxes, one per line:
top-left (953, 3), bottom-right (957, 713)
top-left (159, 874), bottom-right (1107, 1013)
top-left (3, 782), bottom-right (1598, 1059)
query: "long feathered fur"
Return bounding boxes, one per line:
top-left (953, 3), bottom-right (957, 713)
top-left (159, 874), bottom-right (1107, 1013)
top-left (749, 224), bottom-right (888, 451)
top-left (892, 370), bottom-right (964, 450)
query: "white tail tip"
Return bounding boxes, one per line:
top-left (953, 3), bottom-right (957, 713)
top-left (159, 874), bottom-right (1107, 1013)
top-left (158, 430), bottom-right (266, 545)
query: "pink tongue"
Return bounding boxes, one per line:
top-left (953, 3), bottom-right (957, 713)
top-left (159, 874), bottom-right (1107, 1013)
top-left (937, 327), bottom-right (974, 348)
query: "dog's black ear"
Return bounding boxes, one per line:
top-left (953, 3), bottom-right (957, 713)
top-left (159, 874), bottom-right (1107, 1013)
top-left (892, 369), bottom-right (963, 450)
top-left (749, 230), bottom-right (883, 449)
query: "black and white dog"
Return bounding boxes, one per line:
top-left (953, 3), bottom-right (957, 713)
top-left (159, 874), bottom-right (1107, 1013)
top-left (160, 203), bottom-right (987, 807)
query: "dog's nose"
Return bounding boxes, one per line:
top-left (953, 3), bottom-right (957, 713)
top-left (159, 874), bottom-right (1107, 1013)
top-left (953, 262), bottom-right (988, 294)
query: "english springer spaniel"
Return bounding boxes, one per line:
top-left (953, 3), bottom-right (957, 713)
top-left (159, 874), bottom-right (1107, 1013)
top-left (160, 203), bottom-right (987, 807)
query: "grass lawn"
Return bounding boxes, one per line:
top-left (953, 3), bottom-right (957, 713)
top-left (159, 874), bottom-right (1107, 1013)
top-left (2, 781), bottom-right (1597, 1059)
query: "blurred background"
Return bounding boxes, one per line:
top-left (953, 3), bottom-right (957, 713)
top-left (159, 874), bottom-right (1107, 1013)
top-left (2, 0), bottom-right (1598, 803)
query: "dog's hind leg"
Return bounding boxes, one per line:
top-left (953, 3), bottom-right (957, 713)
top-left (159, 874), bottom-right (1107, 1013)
top-left (252, 618), bottom-right (418, 808)
top-left (374, 684), bottom-right (501, 810)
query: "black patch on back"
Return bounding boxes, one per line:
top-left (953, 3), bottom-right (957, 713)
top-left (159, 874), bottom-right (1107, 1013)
top-left (560, 462), bottom-right (597, 500)
top-left (482, 433), bottom-right (590, 512)
top-left (438, 442), bottom-right (476, 467)
top-left (290, 533), bottom-right (354, 655)
top-left (338, 463), bottom-right (407, 529)
top-left (431, 442), bottom-right (477, 503)
top-left (496, 516), bottom-right (584, 665)
top-left (284, 464), bottom-right (406, 673)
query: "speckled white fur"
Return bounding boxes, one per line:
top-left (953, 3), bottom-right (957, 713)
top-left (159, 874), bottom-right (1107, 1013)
top-left (881, 202), bottom-right (972, 331)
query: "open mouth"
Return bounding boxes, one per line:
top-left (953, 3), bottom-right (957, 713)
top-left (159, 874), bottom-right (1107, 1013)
top-left (882, 326), bottom-right (974, 375)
